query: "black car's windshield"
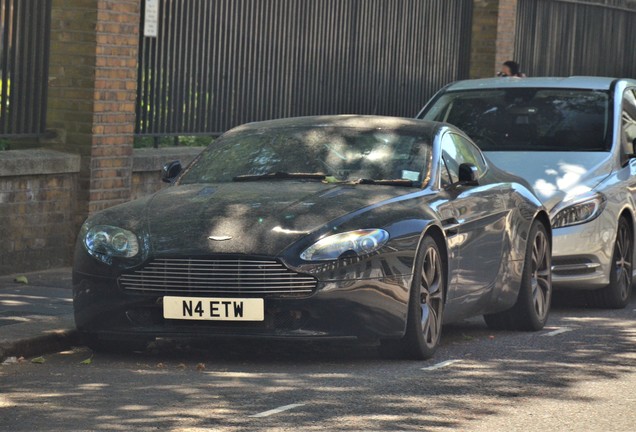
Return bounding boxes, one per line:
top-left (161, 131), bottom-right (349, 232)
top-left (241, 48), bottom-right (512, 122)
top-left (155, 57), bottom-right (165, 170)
top-left (421, 88), bottom-right (610, 152)
top-left (179, 126), bottom-right (431, 185)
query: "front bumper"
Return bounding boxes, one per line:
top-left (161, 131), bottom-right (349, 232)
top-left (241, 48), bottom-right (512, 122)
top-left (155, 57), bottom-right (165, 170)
top-left (73, 271), bottom-right (411, 342)
top-left (550, 216), bottom-right (615, 289)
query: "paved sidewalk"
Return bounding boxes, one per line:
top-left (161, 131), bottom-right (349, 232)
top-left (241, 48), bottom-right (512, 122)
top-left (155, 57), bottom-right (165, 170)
top-left (0, 267), bottom-right (77, 362)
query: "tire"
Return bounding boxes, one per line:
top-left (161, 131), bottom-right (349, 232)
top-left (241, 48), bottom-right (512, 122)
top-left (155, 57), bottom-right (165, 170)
top-left (587, 217), bottom-right (633, 309)
top-left (484, 220), bottom-right (552, 331)
top-left (380, 235), bottom-right (445, 360)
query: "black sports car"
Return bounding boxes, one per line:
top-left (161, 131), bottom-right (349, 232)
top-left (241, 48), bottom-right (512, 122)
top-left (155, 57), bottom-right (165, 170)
top-left (73, 115), bottom-right (552, 359)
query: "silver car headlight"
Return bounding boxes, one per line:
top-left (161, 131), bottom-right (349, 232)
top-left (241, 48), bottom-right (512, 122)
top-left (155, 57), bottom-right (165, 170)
top-left (551, 193), bottom-right (606, 229)
top-left (300, 229), bottom-right (389, 261)
top-left (82, 224), bottom-right (140, 263)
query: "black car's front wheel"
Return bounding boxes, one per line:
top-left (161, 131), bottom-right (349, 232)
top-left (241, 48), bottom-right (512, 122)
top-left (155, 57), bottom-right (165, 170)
top-left (484, 220), bottom-right (552, 331)
top-left (381, 235), bottom-right (445, 360)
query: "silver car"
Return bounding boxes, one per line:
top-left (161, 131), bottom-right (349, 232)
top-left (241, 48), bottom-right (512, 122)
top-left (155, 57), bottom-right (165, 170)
top-left (417, 77), bottom-right (636, 308)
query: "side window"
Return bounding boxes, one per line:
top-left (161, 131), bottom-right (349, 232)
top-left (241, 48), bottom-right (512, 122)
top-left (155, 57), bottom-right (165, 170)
top-left (622, 89), bottom-right (636, 154)
top-left (450, 134), bottom-right (487, 174)
top-left (440, 134), bottom-right (459, 186)
top-left (440, 133), bottom-right (487, 188)
top-left (439, 154), bottom-right (454, 187)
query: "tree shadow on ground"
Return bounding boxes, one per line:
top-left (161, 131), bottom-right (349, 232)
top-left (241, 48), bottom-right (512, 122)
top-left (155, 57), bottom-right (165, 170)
top-left (1, 290), bottom-right (635, 431)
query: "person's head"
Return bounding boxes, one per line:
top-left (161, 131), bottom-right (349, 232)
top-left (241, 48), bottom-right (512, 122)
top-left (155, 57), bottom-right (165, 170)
top-left (499, 61), bottom-right (521, 77)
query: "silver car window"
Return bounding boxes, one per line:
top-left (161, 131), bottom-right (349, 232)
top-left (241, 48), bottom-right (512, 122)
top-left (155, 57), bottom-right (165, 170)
top-left (622, 88), bottom-right (636, 154)
top-left (424, 88), bottom-right (610, 152)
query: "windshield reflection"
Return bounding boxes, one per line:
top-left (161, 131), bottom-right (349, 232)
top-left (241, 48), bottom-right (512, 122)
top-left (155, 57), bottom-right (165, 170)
top-left (179, 126), bottom-right (432, 185)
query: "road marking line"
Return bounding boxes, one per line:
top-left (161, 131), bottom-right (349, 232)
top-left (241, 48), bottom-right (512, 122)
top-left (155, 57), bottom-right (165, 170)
top-left (421, 359), bottom-right (462, 371)
top-left (542, 327), bottom-right (573, 337)
top-left (250, 403), bottom-right (305, 418)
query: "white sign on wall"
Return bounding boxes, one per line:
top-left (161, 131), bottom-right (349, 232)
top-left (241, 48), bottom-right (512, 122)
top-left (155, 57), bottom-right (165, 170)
top-left (144, 0), bottom-right (159, 37)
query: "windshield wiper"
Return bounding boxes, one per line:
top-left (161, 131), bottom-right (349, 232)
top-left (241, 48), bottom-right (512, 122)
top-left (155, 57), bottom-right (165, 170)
top-left (352, 178), bottom-right (416, 187)
top-left (232, 171), bottom-right (328, 182)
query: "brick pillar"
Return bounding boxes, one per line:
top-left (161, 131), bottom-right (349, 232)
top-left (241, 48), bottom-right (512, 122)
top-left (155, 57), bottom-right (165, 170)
top-left (90, 0), bottom-right (140, 214)
top-left (46, 0), bottom-right (140, 224)
top-left (494, 0), bottom-right (518, 73)
top-left (470, 0), bottom-right (518, 78)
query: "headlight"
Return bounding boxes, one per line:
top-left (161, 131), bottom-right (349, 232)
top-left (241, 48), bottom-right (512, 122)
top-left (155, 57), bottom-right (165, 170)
top-left (300, 229), bottom-right (389, 261)
top-left (551, 193), bottom-right (606, 228)
top-left (83, 224), bottom-right (139, 263)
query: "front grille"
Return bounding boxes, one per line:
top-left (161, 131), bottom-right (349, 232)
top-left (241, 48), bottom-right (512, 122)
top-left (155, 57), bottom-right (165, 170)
top-left (120, 257), bottom-right (318, 298)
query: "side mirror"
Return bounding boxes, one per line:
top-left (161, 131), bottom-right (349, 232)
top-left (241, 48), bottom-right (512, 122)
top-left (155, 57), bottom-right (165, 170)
top-left (161, 160), bottom-right (182, 183)
top-left (458, 163), bottom-right (479, 186)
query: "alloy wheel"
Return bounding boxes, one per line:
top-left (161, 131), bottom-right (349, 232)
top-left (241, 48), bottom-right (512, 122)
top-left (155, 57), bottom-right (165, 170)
top-left (531, 229), bottom-right (551, 320)
top-left (420, 245), bottom-right (444, 348)
top-left (613, 220), bottom-right (632, 301)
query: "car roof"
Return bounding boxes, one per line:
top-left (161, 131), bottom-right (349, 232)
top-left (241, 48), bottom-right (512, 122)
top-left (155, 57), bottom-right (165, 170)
top-left (228, 115), bottom-right (442, 136)
top-left (443, 76), bottom-right (636, 92)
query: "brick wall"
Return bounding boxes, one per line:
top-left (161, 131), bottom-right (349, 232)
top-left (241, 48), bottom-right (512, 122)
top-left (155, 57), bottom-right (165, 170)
top-left (47, 0), bottom-right (140, 225)
top-left (0, 151), bottom-right (80, 275)
top-left (47, 0), bottom-right (97, 156)
top-left (470, 0), bottom-right (519, 78)
top-left (89, 0), bottom-right (140, 214)
top-left (495, 0), bottom-right (518, 73)
top-left (0, 146), bottom-right (202, 275)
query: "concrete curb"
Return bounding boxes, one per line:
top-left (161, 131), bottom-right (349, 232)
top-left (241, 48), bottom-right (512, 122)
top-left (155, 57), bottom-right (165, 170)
top-left (0, 329), bottom-right (79, 363)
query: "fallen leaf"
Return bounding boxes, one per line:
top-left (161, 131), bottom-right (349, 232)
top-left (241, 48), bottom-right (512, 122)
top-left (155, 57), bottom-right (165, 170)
top-left (31, 356), bottom-right (46, 364)
top-left (196, 363), bottom-right (206, 371)
top-left (80, 357), bottom-right (93, 365)
top-left (156, 362), bottom-right (165, 369)
top-left (488, 335), bottom-right (495, 340)
top-left (17, 356), bottom-right (25, 363)
top-left (14, 275), bottom-right (28, 284)
top-left (176, 363), bottom-right (186, 369)
top-left (2, 357), bottom-right (18, 365)
top-left (462, 333), bottom-right (475, 341)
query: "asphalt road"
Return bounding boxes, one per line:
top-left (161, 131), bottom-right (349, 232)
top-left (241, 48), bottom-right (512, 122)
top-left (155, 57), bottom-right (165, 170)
top-left (1, 292), bottom-right (635, 431)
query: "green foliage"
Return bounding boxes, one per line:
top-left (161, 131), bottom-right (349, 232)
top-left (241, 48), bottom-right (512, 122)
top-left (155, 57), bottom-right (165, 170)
top-left (14, 276), bottom-right (28, 284)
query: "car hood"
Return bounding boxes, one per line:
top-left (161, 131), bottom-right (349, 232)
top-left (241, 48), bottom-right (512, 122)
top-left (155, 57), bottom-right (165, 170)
top-left (139, 182), bottom-right (413, 256)
top-left (484, 151), bottom-right (613, 211)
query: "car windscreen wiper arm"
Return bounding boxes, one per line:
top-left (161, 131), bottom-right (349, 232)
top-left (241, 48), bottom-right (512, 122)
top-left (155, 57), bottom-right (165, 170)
top-left (232, 171), bottom-right (328, 182)
top-left (353, 178), bottom-right (416, 187)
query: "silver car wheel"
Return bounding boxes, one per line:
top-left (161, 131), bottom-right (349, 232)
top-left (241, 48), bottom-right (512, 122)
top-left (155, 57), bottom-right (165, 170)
top-left (613, 219), bottom-right (632, 301)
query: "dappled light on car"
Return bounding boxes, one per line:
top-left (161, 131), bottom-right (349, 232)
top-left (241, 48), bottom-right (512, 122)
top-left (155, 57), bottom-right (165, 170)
top-left (532, 162), bottom-right (590, 199)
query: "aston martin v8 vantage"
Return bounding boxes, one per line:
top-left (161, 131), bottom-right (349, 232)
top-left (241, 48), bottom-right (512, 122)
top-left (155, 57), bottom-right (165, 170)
top-left (73, 115), bottom-right (552, 359)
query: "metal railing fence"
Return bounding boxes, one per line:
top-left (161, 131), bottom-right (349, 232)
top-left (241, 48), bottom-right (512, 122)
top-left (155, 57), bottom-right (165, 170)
top-left (0, 0), bottom-right (51, 137)
top-left (136, 0), bottom-right (473, 136)
top-left (515, 0), bottom-right (636, 78)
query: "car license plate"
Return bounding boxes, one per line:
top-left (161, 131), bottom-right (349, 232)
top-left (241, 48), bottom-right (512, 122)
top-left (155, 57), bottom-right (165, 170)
top-left (163, 296), bottom-right (264, 321)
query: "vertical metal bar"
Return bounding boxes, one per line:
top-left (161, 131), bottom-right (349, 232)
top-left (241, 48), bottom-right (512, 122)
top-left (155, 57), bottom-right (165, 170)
top-left (156, 0), bottom-right (169, 135)
top-left (36, 0), bottom-right (52, 134)
top-left (1, 0), bottom-right (12, 133)
top-left (10, 0), bottom-right (22, 134)
top-left (135, 0), bottom-right (146, 134)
